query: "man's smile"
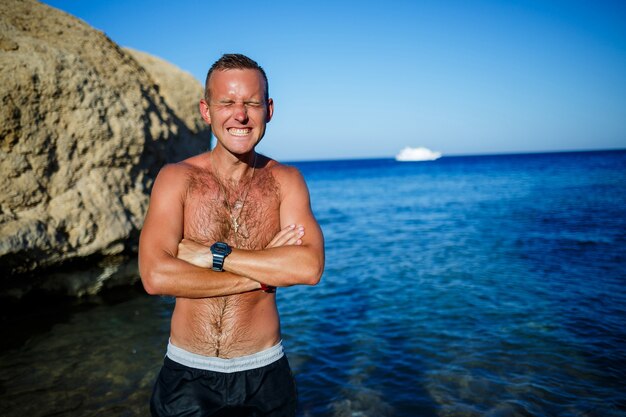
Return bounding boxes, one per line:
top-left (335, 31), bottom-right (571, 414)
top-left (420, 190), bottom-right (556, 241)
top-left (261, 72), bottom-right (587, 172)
top-left (227, 127), bottom-right (252, 136)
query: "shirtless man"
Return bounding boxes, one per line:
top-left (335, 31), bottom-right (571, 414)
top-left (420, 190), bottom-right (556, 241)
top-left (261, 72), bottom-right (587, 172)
top-left (139, 54), bottom-right (324, 416)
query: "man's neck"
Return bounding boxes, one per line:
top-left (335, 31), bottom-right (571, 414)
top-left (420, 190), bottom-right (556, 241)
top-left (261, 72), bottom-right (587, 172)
top-left (210, 146), bottom-right (257, 183)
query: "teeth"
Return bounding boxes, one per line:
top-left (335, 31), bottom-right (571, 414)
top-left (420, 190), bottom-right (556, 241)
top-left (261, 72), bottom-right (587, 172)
top-left (228, 128), bottom-right (251, 136)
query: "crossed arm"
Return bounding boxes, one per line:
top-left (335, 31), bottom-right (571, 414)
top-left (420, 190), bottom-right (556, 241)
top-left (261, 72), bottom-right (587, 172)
top-left (138, 162), bottom-right (324, 298)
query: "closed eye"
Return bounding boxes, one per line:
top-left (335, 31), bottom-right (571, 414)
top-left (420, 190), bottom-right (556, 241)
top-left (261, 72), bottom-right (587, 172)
top-left (212, 100), bottom-right (264, 109)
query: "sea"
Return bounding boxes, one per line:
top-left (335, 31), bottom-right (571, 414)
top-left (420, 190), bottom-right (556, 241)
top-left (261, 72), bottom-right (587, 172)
top-left (1, 150), bottom-right (625, 417)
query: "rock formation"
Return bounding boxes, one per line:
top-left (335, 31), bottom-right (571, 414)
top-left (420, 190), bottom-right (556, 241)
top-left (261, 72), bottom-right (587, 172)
top-left (0, 0), bottom-right (211, 297)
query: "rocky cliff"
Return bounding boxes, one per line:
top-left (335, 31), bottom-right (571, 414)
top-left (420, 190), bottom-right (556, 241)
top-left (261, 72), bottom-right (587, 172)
top-left (0, 0), bottom-right (211, 297)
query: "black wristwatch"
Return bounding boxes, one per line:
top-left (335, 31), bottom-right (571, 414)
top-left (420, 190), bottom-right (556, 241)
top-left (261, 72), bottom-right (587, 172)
top-left (210, 242), bottom-right (232, 272)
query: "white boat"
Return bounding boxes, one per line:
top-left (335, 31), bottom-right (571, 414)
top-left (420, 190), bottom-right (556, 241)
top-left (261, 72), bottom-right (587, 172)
top-left (395, 146), bottom-right (442, 162)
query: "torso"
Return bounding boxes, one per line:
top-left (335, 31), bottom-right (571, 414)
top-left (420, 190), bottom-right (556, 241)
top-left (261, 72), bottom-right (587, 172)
top-left (170, 155), bottom-right (283, 358)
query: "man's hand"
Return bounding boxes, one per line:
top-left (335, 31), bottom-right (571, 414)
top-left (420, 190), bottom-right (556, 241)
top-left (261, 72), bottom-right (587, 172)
top-left (265, 224), bottom-right (305, 249)
top-left (177, 239), bottom-right (213, 268)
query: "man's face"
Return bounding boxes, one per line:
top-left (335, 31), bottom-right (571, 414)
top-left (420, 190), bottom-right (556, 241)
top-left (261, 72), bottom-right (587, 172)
top-left (200, 69), bottom-right (273, 155)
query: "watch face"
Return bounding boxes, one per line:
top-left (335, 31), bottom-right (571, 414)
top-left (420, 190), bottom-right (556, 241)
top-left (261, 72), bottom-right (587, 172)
top-left (212, 242), bottom-right (231, 255)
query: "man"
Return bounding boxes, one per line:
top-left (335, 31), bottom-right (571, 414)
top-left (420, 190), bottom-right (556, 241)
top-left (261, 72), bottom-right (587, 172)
top-left (139, 54), bottom-right (324, 416)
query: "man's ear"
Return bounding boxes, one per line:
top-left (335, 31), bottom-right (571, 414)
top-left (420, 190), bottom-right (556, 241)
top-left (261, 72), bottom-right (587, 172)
top-left (266, 98), bottom-right (274, 123)
top-left (199, 99), bottom-right (211, 125)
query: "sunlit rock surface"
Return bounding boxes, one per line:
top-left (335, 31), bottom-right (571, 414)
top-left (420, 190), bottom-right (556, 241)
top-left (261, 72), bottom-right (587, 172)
top-left (0, 0), bottom-right (210, 296)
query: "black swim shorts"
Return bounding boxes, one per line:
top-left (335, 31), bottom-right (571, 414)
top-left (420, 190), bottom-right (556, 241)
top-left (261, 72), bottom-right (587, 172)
top-left (150, 355), bottom-right (297, 417)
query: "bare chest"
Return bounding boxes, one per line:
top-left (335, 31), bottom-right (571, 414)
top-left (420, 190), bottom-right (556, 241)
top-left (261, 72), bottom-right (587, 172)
top-left (182, 169), bottom-right (281, 249)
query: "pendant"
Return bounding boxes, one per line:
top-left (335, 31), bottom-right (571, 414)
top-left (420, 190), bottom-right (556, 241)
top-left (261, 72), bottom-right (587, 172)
top-left (231, 216), bottom-right (239, 233)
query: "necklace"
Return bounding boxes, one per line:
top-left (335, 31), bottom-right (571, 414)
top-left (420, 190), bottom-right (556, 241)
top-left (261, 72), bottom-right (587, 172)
top-left (211, 152), bottom-right (257, 238)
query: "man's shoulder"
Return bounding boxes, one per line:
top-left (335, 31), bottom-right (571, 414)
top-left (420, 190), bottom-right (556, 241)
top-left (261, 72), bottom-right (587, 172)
top-left (152, 155), bottom-right (210, 195)
top-left (263, 158), bottom-right (302, 180)
top-left (158, 154), bottom-right (208, 179)
top-left (262, 158), bottom-right (307, 197)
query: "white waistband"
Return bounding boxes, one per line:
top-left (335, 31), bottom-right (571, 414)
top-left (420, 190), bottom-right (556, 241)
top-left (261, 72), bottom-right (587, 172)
top-left (166, 340), bottom-right (284, 373)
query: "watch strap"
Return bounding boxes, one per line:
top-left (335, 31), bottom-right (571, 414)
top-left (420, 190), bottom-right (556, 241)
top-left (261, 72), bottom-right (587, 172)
top-left (212, 253), bottom-right (226, 271)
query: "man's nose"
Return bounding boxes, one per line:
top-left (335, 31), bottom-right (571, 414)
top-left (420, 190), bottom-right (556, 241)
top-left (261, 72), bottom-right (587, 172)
top-left (233, 102), bottom-right (248, 123)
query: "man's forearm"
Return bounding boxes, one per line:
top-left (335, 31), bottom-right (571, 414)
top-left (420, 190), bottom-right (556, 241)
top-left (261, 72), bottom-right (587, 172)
top-left (140, 252), bottom-right (261, 298)
top-left (223, 245), bottom-right (323, 287)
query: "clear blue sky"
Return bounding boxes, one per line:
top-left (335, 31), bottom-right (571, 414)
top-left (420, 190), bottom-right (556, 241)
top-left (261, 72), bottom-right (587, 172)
top-left (44, 0), bottom-right (626, 161)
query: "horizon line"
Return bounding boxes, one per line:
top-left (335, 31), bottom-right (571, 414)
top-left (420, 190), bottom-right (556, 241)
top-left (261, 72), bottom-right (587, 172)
top-left (284, 147), bottom-right (626, 164)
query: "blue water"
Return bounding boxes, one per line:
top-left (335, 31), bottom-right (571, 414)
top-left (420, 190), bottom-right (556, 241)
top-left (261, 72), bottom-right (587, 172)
top-left (1, 150), bottom-right (625, 416)
top-left (279, 150), bottom-right (626, 416)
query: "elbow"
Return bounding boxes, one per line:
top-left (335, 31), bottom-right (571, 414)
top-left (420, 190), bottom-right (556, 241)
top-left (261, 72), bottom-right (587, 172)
top-left (142, 278), bottom-right (160, 296)
top-left (306, 271), bottom-right (322, 286)
top-left (139, 263), bottom-right (167, 296)
top-left (302, 257), bottom-right (324, 286)
top-left (140, 273), bottom-right (160, 296)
